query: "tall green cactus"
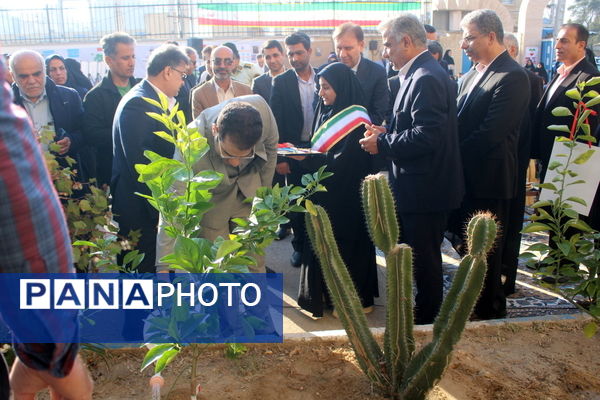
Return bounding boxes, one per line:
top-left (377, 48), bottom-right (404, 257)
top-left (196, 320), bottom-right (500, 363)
top-left (305, 173), bottom-right (496, 399)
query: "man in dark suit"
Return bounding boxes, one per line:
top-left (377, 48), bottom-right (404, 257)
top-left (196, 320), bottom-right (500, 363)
top-left (501, 33), bottom-right (544, 295)
top-left (532, 23), bottom-right (600, 179)
top-left (333, 22), bottom-right (389, 125)
top-left (270, 32), bottom-right (317, 267)
top-left (530, 23), bottom-right (600, 274)
top-left (251, 40), bottom-right (286, 103)
top-left (452, 10), bottom-right (530, 319)
top-left (112, 44), bottom-right (189, 272)
top-left (360, 15), bottom-right (464, 325)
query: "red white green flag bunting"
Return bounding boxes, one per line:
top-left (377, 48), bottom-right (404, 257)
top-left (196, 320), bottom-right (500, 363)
top-left (311, 105), bottom-right (371, 152)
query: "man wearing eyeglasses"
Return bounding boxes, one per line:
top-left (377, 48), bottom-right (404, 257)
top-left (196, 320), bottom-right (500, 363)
top-left (112, 44), bottom-right (189, 273)
top-left (449, 9), bottom-right (530, 320)
top-left (190, 45), bottom-right (252, 119)
top-left (156, 95), bottom-right (278, 272)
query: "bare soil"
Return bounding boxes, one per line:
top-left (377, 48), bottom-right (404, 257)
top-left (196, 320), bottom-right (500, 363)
top-left (76, 319), bottom-right (599, 400)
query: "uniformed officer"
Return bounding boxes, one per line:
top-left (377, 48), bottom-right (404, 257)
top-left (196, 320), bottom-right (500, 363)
top-left (223, 42), bottom-right (262, 86)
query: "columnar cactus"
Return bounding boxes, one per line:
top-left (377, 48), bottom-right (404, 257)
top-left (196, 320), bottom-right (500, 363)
top-left (305, 173), bottom-right (497, 399)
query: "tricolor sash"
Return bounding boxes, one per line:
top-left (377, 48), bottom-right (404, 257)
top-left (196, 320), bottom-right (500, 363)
top-left (310, 105), bottom-right (371, 152)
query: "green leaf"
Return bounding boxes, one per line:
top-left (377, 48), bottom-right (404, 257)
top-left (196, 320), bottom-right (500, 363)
top-left (583, 322), bottom-right (597, 338)
top-left (565, 88), bottom-right (581, 100)
top-left (538, 182), bottom-right (557, 191)
top-left (566, 196), bottom-right (587, 206)
top-left (548, 125), bottom-right (570, 134)
top-left (526, 243), bottom-right (550, 252)
top-left (585, 95), bottom-right (600, 108)
top-left (585, 77), bottom-right (600, 86)
top-left (73, 221), bottom-right (87, 230)
top-left (583, 90), bottom-right (599, 98)
top-left (578, 134), bottom-right (596, 143)
top-left (548, 161), bottom-right (561, 170)
top-left (141, 344), bottom-right (174, 371)
top-left (573, 149), bottom-right (595, 164)
top-left (143, 96), bottom-right (163, 109)
top-left (522, 222), bottom-right (552, 233)
top-left (551, 106), bottom-right (574, 117)
top-left (557, 241), bottom-right (571, 256)
top-left (216, 240), bottom-right (242, 259)
top-left (155, 348), bottom-right (180, 374)
top-left (304, 199), bottom-right (317, 216)
top-left (72, 240), bottom-right (98, 248)
top-left (79, 199), bottom-right (91, 211)
top-left (563, 208), bottom-right (579, 219)
top-left (566, 219), bottom-right (593, 232)
top-left (153, 130), bottom-right (175, 144)
top-left (580, 123), bottom-right (591, 137)
top-left (531, 200), bottom-right (552, 208)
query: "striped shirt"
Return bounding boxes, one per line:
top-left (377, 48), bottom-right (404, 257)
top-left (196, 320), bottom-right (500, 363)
top-left (0, 60), bottom-right (77, 378)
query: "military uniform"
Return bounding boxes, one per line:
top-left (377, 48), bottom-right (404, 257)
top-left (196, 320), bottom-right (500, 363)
top-left (231, 62), bottom-right (262, 86)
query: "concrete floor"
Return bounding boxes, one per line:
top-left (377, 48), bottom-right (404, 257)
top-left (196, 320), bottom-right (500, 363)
top-left (266, 229), bottom-right (579, 335)
top-left (266, 234), bottom-right (388, 334)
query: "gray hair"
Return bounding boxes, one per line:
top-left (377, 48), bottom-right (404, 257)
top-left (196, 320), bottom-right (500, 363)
top-left (378, 14), bottom-right (427, 48)
top-left (146, 44), bottom-right (189, 76)
top-left (503, 33), bottom-right (519, 56)
top-left (461, 9), bottom-right (504, 44)
top-left (184, 46), bottom-right (198, 59)
top-left (100, 32), bottom-right (135, 58)
top-left (9, 50), bottom-right (45, 73)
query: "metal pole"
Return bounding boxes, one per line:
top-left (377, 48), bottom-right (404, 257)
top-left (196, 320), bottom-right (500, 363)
top-left (177, 0), bottom-right (184, 39)
top-left (46, 5), bottom-right (53, 42)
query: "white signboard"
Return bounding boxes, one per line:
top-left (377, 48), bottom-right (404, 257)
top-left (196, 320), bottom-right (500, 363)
top-left (525, 47), bottom-right (538, 63)
top-left (539, 140), bottom-right (600, 216)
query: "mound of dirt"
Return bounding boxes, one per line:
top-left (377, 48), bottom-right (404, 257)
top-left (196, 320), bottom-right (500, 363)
top-left (68, 318), bottom-right (600, 399)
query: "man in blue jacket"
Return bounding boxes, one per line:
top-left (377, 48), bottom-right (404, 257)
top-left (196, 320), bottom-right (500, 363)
top-left (11, 50), bottom-right (84, 176)
top-left (112, 44), bottom-right (188, 273)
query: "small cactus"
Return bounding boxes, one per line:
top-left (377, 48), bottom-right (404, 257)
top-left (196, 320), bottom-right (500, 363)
top-left (306, 174), bottom-right (496, 399)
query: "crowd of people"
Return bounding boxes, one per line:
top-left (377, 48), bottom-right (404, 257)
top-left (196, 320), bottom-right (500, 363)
top-left (1, 8), bottom-right (600, 398)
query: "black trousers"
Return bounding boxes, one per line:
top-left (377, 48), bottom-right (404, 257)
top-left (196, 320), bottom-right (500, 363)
top-left (451, 196), bottom-right (509, 319)
top-left (502, 168), bottom-right (528, 295)
top-left (274, 158), bottom-right (306, 253)
top-left (397, 211), bottom-right (448, 325)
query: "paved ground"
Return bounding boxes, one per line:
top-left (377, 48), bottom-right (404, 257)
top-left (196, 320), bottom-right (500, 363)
top-left (266, 229), bottom-right (579, 334)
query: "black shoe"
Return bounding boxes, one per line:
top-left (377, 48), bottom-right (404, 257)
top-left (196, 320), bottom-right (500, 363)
top-left (290, 251), bottom-right (302, 268)
top-left (276, 226), bottom-right (291, 241)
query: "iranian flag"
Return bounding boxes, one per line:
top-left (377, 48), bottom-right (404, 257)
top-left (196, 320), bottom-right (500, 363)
top-left (311, 105), bottom-right (371, 152)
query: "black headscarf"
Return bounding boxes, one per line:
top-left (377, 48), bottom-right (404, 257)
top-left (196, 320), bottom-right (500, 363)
top-left (45, 54), bottom-right (66, 81)
top-left (313, 62), bottom-right (367, 131)
top-left (64, 58), bottom-right (92, 90)
top-left (45, 54), bottom-right (92, 99)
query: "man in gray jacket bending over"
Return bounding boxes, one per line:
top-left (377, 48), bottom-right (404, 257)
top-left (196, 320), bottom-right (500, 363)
top-left (156, 94), bottom-right (278, 272)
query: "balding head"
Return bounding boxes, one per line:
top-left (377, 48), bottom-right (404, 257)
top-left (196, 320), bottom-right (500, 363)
top-left (211, 46), bottom-right (235, 81)
top-left (10, 50), bottom-right (46, 102)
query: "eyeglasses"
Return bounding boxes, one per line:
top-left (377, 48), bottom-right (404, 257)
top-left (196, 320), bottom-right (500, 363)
top-left (212, 58), bottom-right (234, 66)
top-left (171, 67), bottom-right (187, 80)
top-left (215, 136), bottom-right (255, 160)
top-left (459, 34), bottom-right (483, 45)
